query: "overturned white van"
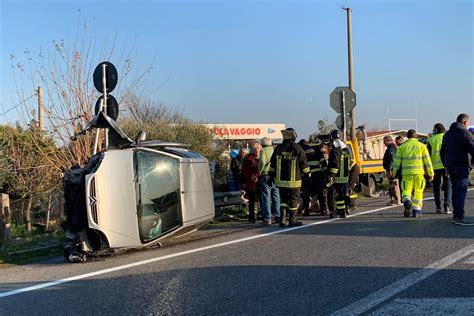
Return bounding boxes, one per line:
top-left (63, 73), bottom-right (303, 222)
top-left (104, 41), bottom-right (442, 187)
top-left (63, 113), bottom-right (214, 261)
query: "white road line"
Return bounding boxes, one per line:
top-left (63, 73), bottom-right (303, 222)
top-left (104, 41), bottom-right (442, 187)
top-left (463, 255), bottom-right (474, 264)
top-left (0, 191), bottom-right (468, 299)
top-left (332, 243), bottom-right (474, 316)
top-left (371, 298), bottom-right (474, 315)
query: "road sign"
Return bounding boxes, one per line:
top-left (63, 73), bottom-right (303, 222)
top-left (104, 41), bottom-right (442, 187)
top-left (93, 61), bottom-right (118, 93)
top-left (330, 86), bottom-right (356, 114)
top-left (95, 94), bottom-right (119, 121)
top-left (335, 114), bottom-right (352, 131)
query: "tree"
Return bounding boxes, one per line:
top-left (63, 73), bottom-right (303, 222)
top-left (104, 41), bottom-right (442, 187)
top-left (9, 17), bottom-right (152, 171)
top-left (8, 16), bottom-right (222, 203)
top-left (309, 118), bottom-right (337, 141)
top-left (119, 99), bottom-right (223, 162)
top-left (0, 125), bottom-right (59, 231)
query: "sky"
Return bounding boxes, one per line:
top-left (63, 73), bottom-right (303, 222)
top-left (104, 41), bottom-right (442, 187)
top-left (0, 0), bottom-right (473, 139)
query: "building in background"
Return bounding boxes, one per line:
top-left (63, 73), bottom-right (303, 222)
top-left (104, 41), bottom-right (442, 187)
top-left (362, 130), bottom-right (427, 160)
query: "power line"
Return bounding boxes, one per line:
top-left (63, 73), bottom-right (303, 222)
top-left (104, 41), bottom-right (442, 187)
top-left (0, 93), bottom-right (37, 116)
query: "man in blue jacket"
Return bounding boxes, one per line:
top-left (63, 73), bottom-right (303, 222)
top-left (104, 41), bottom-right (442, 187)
top-left (441, 113), bottom-right (474, 225)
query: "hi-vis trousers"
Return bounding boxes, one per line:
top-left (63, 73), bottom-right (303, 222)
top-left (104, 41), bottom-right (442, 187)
top-left (401, 174), bottom-right (426, 211)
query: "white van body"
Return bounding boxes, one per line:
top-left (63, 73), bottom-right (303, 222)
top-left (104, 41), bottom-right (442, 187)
top-left (63, 143), bottom-right (214, 260)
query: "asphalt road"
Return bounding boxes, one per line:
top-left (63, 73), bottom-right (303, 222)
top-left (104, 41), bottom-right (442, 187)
top-left (1, 190), bottom-right (473, 315)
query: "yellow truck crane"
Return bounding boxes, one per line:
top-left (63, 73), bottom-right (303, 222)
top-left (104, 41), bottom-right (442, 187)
top-left (346, 126), bottom-right (385, 197)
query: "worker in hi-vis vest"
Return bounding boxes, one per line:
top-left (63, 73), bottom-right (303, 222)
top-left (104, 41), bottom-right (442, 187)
top-left (393, 129), bottom-right (434, 218)
top-left (427, 123), bottom-right (451, 214)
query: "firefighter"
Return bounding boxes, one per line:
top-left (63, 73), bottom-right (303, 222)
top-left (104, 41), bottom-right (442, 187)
top-left (308, 137), bottom-right (330, 216)
top-left (269, 128), bottom-right (310, 227)
top-left (298, 139), bottom-right (316, 216)
top-left (393, 129), bottom-right (434, 218)
top-left (346, 145), bottom-right (359, 214)
top-left (347, 163), bottom-right (360, 214)
top-left (326, 129), bottom-right (351, 219)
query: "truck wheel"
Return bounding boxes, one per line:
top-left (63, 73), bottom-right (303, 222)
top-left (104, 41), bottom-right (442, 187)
top-left (368, 176), bottom-right (376, 196)
top-left (361, 175), bottom-right (376, 197)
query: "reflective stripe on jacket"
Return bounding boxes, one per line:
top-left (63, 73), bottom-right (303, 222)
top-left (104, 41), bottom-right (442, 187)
top-left (304, 144), bottom-right (327, 174)
top-left (334, 148), bottom-right (350, 184)
top-left (269, 141), bottom-right (310, 188)
top-left (393, 138), bottom-right (434, 176)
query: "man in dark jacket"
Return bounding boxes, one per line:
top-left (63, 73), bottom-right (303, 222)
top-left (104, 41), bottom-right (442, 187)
top-left (230, 147), bottom-right (248, 190)
top-left (441, 113), bottom-right (474, 225)
top-left (383, 135), bottom-right (401, 205)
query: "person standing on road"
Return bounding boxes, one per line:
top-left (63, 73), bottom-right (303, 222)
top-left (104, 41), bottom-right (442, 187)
top-left (269, 128), bottom-right (310, 227)
top-left (258, 137), bottom-right (280, 225)
top-left (441, 114), bottom-right (474, 225)
top-left (310, 138), bottom-right (330, 216)
top-left (242, 143), bottom-right (262, 223)
top-left (326, 129), bottom-right (351, 219)
top-left (383, 135), bottom-right (401, 206)
top-left (230, 147), bottom-right (248, 190)
top-left (427, 123), bottom-right (452, 214)
top-left (299, 138), bottom-right (317, 216)
top-left (393, 129), bottom-right (434, 218)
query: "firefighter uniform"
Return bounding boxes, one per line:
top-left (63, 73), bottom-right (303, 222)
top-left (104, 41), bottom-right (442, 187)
top-left (269, 128), bottom-right (310, 227)
top-left (308, 143), bottom-right (329, 215)
top-left (327, 135), bottom-right (351, 218)
top-left (299, 141), bottom-right (315, 215)
top-left (393, 137), bottom-right (434, 217)
top-left (299, 141), bottom-right (322, 216)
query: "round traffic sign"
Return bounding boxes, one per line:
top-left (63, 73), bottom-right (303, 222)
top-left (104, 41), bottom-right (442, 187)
top-left (335, 114), bottom-right (352, 131)
top-left (94, 94), bottom-right (119, 121)
top-left (93, 61), bottom-right (118, 93)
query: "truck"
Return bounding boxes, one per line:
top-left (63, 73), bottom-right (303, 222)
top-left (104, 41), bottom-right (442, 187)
top-left (317, 125), bottom-right (385, 197)
top-left (346, 125), bottom-right (385, 197)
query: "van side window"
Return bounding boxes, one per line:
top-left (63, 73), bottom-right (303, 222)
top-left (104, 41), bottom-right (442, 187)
top-left (135, 150), bottom-right (180, 242)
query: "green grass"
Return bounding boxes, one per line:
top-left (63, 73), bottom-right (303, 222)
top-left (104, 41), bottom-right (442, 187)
top-left (0, 231), bottom-right (65, 267)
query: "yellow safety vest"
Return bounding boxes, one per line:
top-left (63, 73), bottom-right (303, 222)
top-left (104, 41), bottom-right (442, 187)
top-left (393, 138), bottom-right (434, 176)
top-left (427, 133), bottom-right (445, 170)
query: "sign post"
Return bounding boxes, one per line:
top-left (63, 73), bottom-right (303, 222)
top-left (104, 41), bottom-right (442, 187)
top-left (92, 62), bottom-right (119, 153)
top-left (330, 86), bottom-right (356, 141)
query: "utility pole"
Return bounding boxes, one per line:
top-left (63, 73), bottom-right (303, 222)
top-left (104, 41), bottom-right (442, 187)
top-left (37, 86), bottom-right (44, 130)
top-left (343, 7), bottom-right (356, 141)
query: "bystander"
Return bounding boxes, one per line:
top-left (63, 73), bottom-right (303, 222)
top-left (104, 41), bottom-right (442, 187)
top-left (441, 114), bottom-right (474, 225)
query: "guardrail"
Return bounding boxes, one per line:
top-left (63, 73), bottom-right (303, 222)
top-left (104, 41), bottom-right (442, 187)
top-left (213, 191), bottom-right (247, 216)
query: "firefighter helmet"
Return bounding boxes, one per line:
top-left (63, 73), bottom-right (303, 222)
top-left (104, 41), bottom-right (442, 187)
top-left (282, 127), bottom-right (298, 140)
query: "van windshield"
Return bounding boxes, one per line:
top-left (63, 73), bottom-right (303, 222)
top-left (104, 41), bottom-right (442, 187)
top-left (135, 150), bottom-right (180, 243)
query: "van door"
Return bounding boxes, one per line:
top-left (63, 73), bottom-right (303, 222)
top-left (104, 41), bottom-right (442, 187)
top-left (134, 150), bottom-right (180, 243)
